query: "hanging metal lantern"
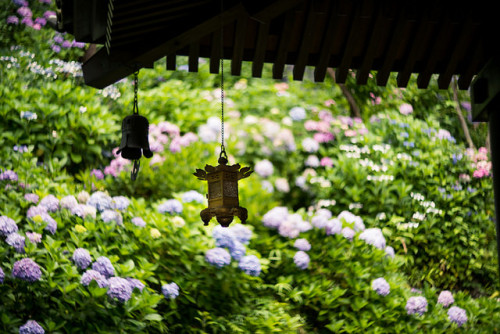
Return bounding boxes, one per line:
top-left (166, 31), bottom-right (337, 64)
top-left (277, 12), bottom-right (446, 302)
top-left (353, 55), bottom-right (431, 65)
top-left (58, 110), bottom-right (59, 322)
top-left (194, 150), bottom-right (252, 227)
top-left (116, 70), bottom-right (152, 180)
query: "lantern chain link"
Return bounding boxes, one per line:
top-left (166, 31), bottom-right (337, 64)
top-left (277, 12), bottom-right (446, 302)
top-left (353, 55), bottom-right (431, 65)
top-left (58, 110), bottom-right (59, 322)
top-left (133, 70), bottom-right (139, 114)
top-left (220, 57), bottom-right (225, 153)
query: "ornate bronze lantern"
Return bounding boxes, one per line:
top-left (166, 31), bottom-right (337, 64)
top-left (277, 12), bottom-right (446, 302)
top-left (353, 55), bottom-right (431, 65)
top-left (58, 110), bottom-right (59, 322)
top-left (194, 150), bottom-right (252, 227)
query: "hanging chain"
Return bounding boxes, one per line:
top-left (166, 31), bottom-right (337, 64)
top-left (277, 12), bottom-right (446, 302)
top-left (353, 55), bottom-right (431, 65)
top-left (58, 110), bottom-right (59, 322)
top-left (133, 70), bottom-right (139, 114)
top-left (219, 0), bottom-right (226, 157)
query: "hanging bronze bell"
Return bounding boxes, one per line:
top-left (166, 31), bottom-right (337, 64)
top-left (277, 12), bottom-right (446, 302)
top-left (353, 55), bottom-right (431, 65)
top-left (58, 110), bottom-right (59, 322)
top-left (194, 152), bottom-right (252, 227)
top-left (116, 114), bottom-right (153, 160)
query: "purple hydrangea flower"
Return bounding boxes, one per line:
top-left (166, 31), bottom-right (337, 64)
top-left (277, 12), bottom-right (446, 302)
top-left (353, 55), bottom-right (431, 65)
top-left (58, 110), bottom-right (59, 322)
top-left (181, 190), bottom-right (205, 204)
top-left (81, 269), bottom-right (108, 288)
top-left (112, 196), bottom-right (130, 210)
top-left (90, 169), bottom-right (104, 180)
top-left (6, 15), bottom-right (19, 25)
top-left (39, 195), bottom-right (59, 212)
top-left (385, 246), bottom-right (395, 259)
top-left (294, 238), bottom-right (311, 251)
top-left (0, 216), bottom-right (18, 236)
top-left (17, 6), bottom-right (32, 18)
top-left (12, 258), bottom-right (42, 282)
top-left (238, 255), bottom-right (261, 276)
top-left (229, 224), bottom-right (252, 244)
top-left (19, 320), bottom-right (45, 334)
top-left (0, 170), bottom-right (18, 182)
top-left (262, 206), bottom-right (288, 229)
top-left (293, 251), bottom-right (310, 270)
top-left (51, 44), bottom-right (61, 53)
top-left (43, 10), bottom-right (56, 20)
top-left (131, 217), bottom-right (146, 227)
top-left (27, 205), bottom-right (47, 218)
top-left (92, 256), bottom-right (114, 278)
top-left (26, 231), bottom-right (42, 244)
top-left (359, 228), bottom-right (386, 250)
top-left (158, 199), bottom-right (183, 215)
top-left (107, 277), bottom-right (133, 303)
top-left (448, 306), bottom-right (467, 327)
top-left (371, 277), bottom-right (390, 296)
top-left (24, 193), bottom-right (39, 204)
top-left (101, 210), bottom-right (123, 225)
top-left (342, 227), bottom-right (355, 241)
top-left (43, 214), bottom-right (57, 235)
top-left (0, 266), bottom-right (4, 283)
top-left (13, 0), bottom-right (29, 7)
top-left (6, 233), bottom-right (25, 253)
top-left (34, 17), bottom-right (47, 26)
top-left (212, 225), bottom-right (236, 249)
top-left (406, 296), bottom-right (428, 316)
top-left (325, 218), bottom-right (342, 235)
top-left (127, 278), bottom-right (145, 292)
top-left (60, 195), bottom-right (78, 210)
top-left (72, 248), bottom-right (92, 269)
top-left (437, 290), bottom-right (455, 307)
top-left (229, 241), bottom-right (246, 261)
top-left (162, 282), bottom-right (179, 299)
top-left (87, 191), bottom-right (113, 212)
top-left (205, 247), bottom-right (231, 268)
top-left (254, 160), bottom-right (274, 178)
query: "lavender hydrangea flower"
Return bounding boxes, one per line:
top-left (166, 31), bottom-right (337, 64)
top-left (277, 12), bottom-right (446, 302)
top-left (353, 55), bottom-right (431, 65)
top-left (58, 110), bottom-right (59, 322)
top-left (437, 290), bottom-right (455, 307)
top-left (302, 138), bottom-right (319, 153)
top-left (92, 256), bottom-right (115, 278)
top-left (43, 214), bottom-right (57, 235)
top-left (385, 246), bottom-right (395, 259)
top-left (238, 255), bottom-right (261, 276)
top-left (24, 193), bottom-right (39, 204)
top-left (289, 106), bottom-right (306, 121)
top-left (293, 251), bottom-right (310, 270)
top-left (212, 225), bottom-right (236, 249)
top-left (229, 241), bottom-right (246, 261)
top-left (158, 199), bottom-right (183, 215)
top-left (342, 227), bottom-right (355, 241)
top-left (39, 194), bottom-right (59, 212)
top-left (294, 238), bottom-right (311, 251)
top-left (81, 269), bottom-right (108, 288)
top-left (60, 195), bottom-right (78, 210)
top-left (0, 216), bottom-right (18, 236)
top-left (72, 248), bottom-right (92, 269)
top-left (325, 218), bottom-right (342, 235)
top-left (0, 169), bottom-right (18, 182)
top-left (101, 210), bottom-right (123, 225)
top-left (87, 191), bottom-right (113, 212)
top-left (406, 296), bottom-right (428, 316)
top-left (311, 214), bottom-right (329, 229)
top-left (77, 190), bottom-right (90, 204)
top-left (107, 277), bottom-right (133, 303)
top-left (71, 204), bottom-right (97, 219)
top-left (254, 160), bottom-right (274, 178)
top-left (305, 155), bottom-right (320, 167)
top-left (205, 247), bottom-right (231, 268)
top-left (181, 190), bottom-right (205, 204)
top-left (6, 233), bottom-right (26, 253)
top-left (448, 306), bottom-right (467, 327)
top-left (162, 282), bottom-right (179, 299)
top-left (359, 228), bottom-right (386, 250)
top-left (90, 169), bottom-right (104, 180)
top-left (262, 206), bottom-right (288, 229)
top-left (6, 15), bottom-right (19, 24)
top-left (371, 277), bottom-right (390, 296)
top-left (131, 217), bottom-right (146, 227)
top-left (26, 231), bottom-right (42, 244)
top-left (338, 211), bottom-right (365, 231)
top-left (112, 196), bottom-right (130, 210)
top-left (12, 258), bottom-right (42, 282)
top-left (229, 224), bottom-right (252, 244)
top-left (19, 320), bottom-right (45, 334)
top-left (27, 205), bottom-right (47, 219)
top-left (0, 266), bottom-right (4, 283)
top-left (127, 278), bottom-right (145, 292)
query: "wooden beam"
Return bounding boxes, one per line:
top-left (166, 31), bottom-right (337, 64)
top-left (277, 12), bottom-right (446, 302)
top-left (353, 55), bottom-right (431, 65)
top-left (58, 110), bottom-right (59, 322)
top-left (458, 41), bottom-right (486, 90)
top-left (272, 9), bottom-right (295, 80)
top-left (231, 13), bottom-right (248, 76)
top-left (293, 2), bottom-right (317, 81)
top-left (209, 30), bottom-right (222, 74)
top-left (251, 20), bottom-right (270, 78)
top-left (188, 42), bottom-right (200, 72)
top-left (166, 52), bottom-right (176, 71)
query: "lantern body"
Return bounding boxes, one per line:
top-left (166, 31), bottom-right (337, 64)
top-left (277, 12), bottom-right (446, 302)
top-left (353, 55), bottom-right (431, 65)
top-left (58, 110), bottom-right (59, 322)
top-left (117, 114), bottom-right (153, 160)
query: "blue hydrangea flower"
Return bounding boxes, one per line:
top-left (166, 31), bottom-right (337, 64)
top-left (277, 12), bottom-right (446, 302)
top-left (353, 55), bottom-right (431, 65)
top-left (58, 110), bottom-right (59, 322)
top-left (107, 277), bottom-right (133, 303)
top-left (39, 194), bottom-right (59, 212)
top-left (406, 296), bottom-right (428, 315)
top-left (239, 255), bottom-right (261, 276)
top-left (229, 224), bottom-right (252, 244)
top-left (293, 251), bottom-right (310, 270)
top-left (92, 256), bottom-right (115, 278)
top-left (81, 269), bottom-right (108, 288)
top-left (87, 191), bottom-right (113, 212)
top-left (43, 214), bottom-right (57, 235)
top-left (6, 233), bottom-right (25, 253)
top-left (229, 241), bottom-right (246, 261)
top-left (112, 196), bottom-right (130, 210)
top-left (12, 258), bottom-right (42, 282)
top-left (72, 248), bottom-right (92, 270)
top-left (0, 215), bottom-right (18, 236)
top-left (325, 218), bottom-right (342, 235)
top-left (448, 306), bottom-right (467, 327)
top-left (162, 282), bottom-right (179, 299)
top-left (131, 217), bottom-right (146, 227)
top-left (101, 210), bottom-right (123, 225)
top-left (212, 225), bottom-right (236, 249)
top-left (60, 195), bottom-right (78, 210)
top-left (289, 106), bottom-right (306, 121)
top-left (359, 228), bottom-right (386, 250)
top-left (385, 246), bottom-right (395, 259)
top-left (262, 206), bottom-right (288, 229)
top-left (158, 199), bottom-right (183, 215)
top-left (371, 277), bottom-right (390, 296)
top-left (0, 266), bottom-right (4, 283)
top-left (19, 320), bottom-right (45, 334)
top-left (205, 247), bottom-right (231, 268)
top-left (254, 160), bottom-right (274, 178)
top-left (181, 190), bottom-right (205, 204)
top-left (126, 278), bottom-right (145, 292)
top-left (437, 290), bottom-right (455, 307)
top-left (294, 238), bottom-right (311, 252)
